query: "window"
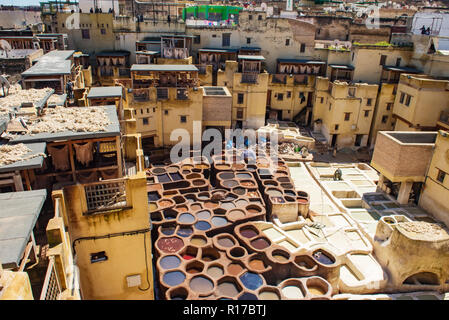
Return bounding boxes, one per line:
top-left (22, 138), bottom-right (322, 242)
top-left (81, 29), bottom-right (90, 39)
top-left (146, 108), bottom-right (149, 113)
top-left (399, 92), bottom-right (405, 104)
top-left (91, 251), bottom-right (107, 263)
top-left (367, 98), bottom-right (372, 106)
top-left (247, 37), bottom-right (251, 44)
top-left (237, 108), bottom-right (244, 119)
top-left (212, 34), bottom-right (217, 38)
top-left (344, 113), bottom-right (351, 121)
top-left (320, 97), bottom-right (324, 104)
top-left (364, 110), bottom-right (370, 117)
top-left (380, 55), bottom-right (386, 65)
top-left (237, 93), bottom-right (244, 104)
top-left (352, 52), bottom-right (354, 61)
top-left (249, 15), bottom-right (253, 20)
top-left (335, 124), bottom-right (339, 130)
top-left (329, 103), bottom-right (332, 111)
top-left (348, 88), bottom-right (356, 97)
top-left (396, 57), bottom-right (401, 67)
top-left (143, 118), bottom-right (149, 125)
top-left (393, 85), bottom-right (397, 95)
top-left (287, 91), bottom-right (291, 98)
top-left (300, 43), bottom-right (305, 53)
top-left (153, 108), bottom-right (156, 113)
top-left (285, 39), bottom-right (290, 46)
top-left (164, 110), bottom-right (168, 115)
top-left (180, 115), bottom-right (187, 123)
top-left (194, 35), bottom-right (201, 44)
top-left (140, 109), bottom-right (143, 114)
top-left (222, 33), bottom-right (231, 47)
top-left (317, 29), bottom-right (321, 34)
top-left (62, 23), bottom-right (65, 28)
top-left (382, 115), bottom-right (388, 123)
top-left (277, 93), bottom-right (284, 101)
top-left (386, 103), bottom-right (393, 111)
top-left (258, 15), bottom-right (262, 21)
top-left (405, 95), bottom-right (412, 106)
top-left (101, 28), bottom-right (106, 35)
top-left (437, 169), bottom-right (446, 183)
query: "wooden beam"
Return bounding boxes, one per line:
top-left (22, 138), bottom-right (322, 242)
top-left (116, 136), bottom-right (123, 178)
top-left (13, 171), bottom-right (24, 191)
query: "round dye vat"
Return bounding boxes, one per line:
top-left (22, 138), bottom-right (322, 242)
top-left (308, 285), bottom-right (326, 296)
top-left (282, 286), bottom-right (304, 299)
top-left (238, 293), bottom-right (258, 300)
top-left (221, 202), bottom-right (236, 210)
top-left (259, 291), bottom-right (280, 300)
top-left (197, 210), bottom-right (211, 220)
top-left (159, 200), bottom-right (173, 208)
top-left (195, 221), bottom-right (211, 231)
top-left (217, 237), bottom-right (234, 247)
top-left (236, 173), bottom-right (252, 179)
top-left (240, 272), bottom-right (263, 290)
top-left (190, 276), bottom-right (214, 294)
top-left (297, 198), bottom-right (309, 204)
top-left (313, 250), bottom-right (334, 265)
top-left (187, 267), bottom-right (202, 274)
top-left (251, 238), bottom-right (270, 250)
top-left (235, 199), bottom-right (249, 207)
top-left (204, 201), bottom-right (218, 209)
top-left (176, 206), bottom-right (188, 213)
top-left (183, 254), bottom-right (195, 260)
top-left (178, 213), bottom-right (195, 223)
top-left (240, 228), bottom-right (258, 238)
top-left (247, 206), bottom-right (262, 214)
top-left (197, 194), bottom-right (209, 200)
top-left (160, 255), bottom-right (181, 269)
top-left (247, 191), bottom-right (259, 198)
top-left (219, 172), bottom-right (234, 180)
top-left (223, 180), bottom-right (238, 188)
top-left (228, 210), bottom-right (245, 220)
top-left (233, 187), bottom-right (246, 195)
top-left (266, 189), bottom-right (282, 197)
top-left (149, 203), bottom-right (158, 212)
top-left (273, 254), bottom-right (289, 262)
top-left (218, 282), bottom-right (239, 297)
top-left (249, 259), bottom-right (265, 271)
top-left (207, 266), bottom-right (224, 279)
top-left (191, 237), bottom-right (206, 246)
top-left (190, 204), bottom-right (202, 211)
top-left (241, 181), bottom-right (255, 187)
top-left (284, 190), bottom-right (296, 196)
top-left (228, 263), bottom-right (243, 276)
top-left (177, 227), bottom-right (193, 238)
top-left (161, 226), bottom-right (175, 236)
top-left (163, 271), bottom-right (185, 286)
top-left (157, 237), bottom-right (184, 253)
top-left (211, 216), bottom-right (228, 227)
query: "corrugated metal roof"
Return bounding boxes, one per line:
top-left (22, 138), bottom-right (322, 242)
top-left (87, 86), bottom-right (123, 99)
top-left (278, 59), bottom-right (326, 65)
top-left (0, 142), bottom-right (46, 173)
top-left (0, 189), bottom-right (47, 269)
top-left (238, 55), bottom-right (265, 61)
top-left (136, 51), bottom-right (160, 55)
top-left (383, 65), bottom-right (421, 73)
top-left (329, 64), bottom-right (354, 70)
top-left (198, 48), bottom-right (239, 53)
top-left (36, 50), bottom-right (75, 62)
top-left (131, 64), bottom-right (199, 72)
top-left (22, 60), bottom-right (71, 76)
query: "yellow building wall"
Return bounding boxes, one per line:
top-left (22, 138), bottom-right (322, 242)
top-left (60, 174), bottom-right (154, 300)
top-left (369, 83), bottom-right (397, 146)
top-left (419, 130), bottom-right (449, 227)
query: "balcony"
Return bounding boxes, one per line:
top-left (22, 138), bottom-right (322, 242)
top-left (241, 72), bottom-right (258, 84)
top-left (157, 87), bottom-right (169, 100)
top-left (133, 89), bottom-right (149, 102)
top-left (176, 88), bottom-right (189, 100)
top-left (84, 179), bottom-right (130, 215)
top-left (272, 74), bottom-right (287, 84)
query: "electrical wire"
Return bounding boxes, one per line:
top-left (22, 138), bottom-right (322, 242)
top-left (138, 231), bottom-right (151, 291)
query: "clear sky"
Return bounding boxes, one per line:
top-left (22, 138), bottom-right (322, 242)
top-left (0, 0), bottom-right (42, 5)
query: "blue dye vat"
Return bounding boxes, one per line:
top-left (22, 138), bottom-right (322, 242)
top-left (239, 272), bottom-right (263, 291)
top-left (163, 271), bottom-right (185, 286)
top-left (238, 293), bottom-right (258, 300)
top-left (177, 227), bottom-right (193, 237)
top-left (160, 255), bottom-right (181, 269)
top-left (195, 221), bottom-right (211, 231)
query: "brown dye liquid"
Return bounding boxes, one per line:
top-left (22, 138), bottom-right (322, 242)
top-left (156, 237), bottom-right (184, 253)
top-left (228, 263), bottom-right (243, 275)
top-left (251, 238), bottom-right (270, 250)
top-left (240, 228), bottom-right (258, 238)
top-left (218, 238), bottom-right (234, 247)
top-left (249, 259), bottom-right (265, 271)
top-left (228, 210), bottom-right (245, 220)
top-left (273, 254), bottom-right (288, 262)
top-left (259, 291), bottom-right (280, 300)
top-left (191, 204), bottom-right (202, 211)
top-left (204, 201), bottom-right (218, 209)
top-left (187, 268), bottom-right (201, 274)
top-left (218, 282), bottom-right (239, 297)
top-left (159, 200), bottom-right (172, 207)
top-left (308, 286), bottom-right (325, 296)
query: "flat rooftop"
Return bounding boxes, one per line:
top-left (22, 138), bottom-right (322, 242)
top-left (7, 105), bottom-right (120, 144)
top-left (35, 49), bottom-right (75, 62)
top-left (203, 86), bottom-right (231, 96)
top-left (0, 142), bottom-right (46, 173)
top-left (0, 189), bottom-right (47, 269)
top-left (22, 60), bottom-right (71, 76)
top-left (278, 59), bottom-right (326, 65)
top-left (384, 131), bottom-right (437, 145)
top-left (87, 86), bottom-right (123, 99)
top-left (238, 55), bottom-right (265, 61)
top-left (131, 64), bottom-right (199, 72)
top-left (329, 64), bottom-right (354, 70)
